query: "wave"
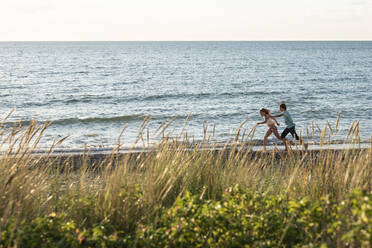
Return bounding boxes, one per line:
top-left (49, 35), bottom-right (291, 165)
top-left (54, 115), bottom-right (142, 125)
top-left (3, 115), bottom-right (143, 127)
top-left (14, 89), bottom-right (279, 109)
top-left (74, 71), bottom-right (89, 74)
top-left (18, 95), bottom-right (116, 107)
top-left (140, 92), bottom-right (213, 101)
top-left (63, 95), bottom-right (114, 104)
top-left (307, 76), bottom-right (367, 83)
top-left (1, 113), bottom-right (207, 127)
top-left (136, 90), bottom-right (277, 102)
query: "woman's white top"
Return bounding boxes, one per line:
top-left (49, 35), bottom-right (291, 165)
top-left (266, 117), bottom-right (276, 126)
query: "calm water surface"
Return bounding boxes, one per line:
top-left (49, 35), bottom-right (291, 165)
top-left (0, 41), bottom-right (371, 149)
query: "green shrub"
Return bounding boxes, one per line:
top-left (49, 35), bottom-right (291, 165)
top-left (1, 214), bottom-right (131, 248)
top-left (137, 187), bottom-right (371, 247)
top-left (1, 188), bottom-right (370, 247)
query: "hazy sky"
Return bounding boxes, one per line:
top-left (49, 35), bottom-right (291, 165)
top-left (1, 0), bottom-right (371, 41)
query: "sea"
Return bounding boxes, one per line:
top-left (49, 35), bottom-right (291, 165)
top-left (0, 41), bottom-right (371, 151)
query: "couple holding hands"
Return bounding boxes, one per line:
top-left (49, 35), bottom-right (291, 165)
top-left (256, 102), bottom-right (306, 151)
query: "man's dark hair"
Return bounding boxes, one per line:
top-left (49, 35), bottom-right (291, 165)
top-left (280, 103), bottom-right (287, 110)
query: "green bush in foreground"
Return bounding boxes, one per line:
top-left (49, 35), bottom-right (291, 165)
top-left (2, 187), bottom-right (370, 248)
top-left (138, 187), bottom-right (371, 247)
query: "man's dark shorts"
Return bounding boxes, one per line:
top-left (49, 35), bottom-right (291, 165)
top-left (281, 126), bottom-right (299, 140)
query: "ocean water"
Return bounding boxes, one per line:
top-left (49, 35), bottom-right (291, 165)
top-left (0, 41), bottom-right (371, 149)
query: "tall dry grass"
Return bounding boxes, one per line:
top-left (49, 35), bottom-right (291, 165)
top-left (0, 115), bottom-right (370, 235)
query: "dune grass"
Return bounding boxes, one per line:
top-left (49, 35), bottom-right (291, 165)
top-left (0, 117), bottom-right (371, 247)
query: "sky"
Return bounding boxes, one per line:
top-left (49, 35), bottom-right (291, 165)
top-left (1, 0), bottom-right (371, 41)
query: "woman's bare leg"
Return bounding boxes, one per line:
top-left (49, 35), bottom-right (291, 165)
top-left (263, 129), bottom-right (272, 152)
top-left (272, 128), bottom-right (289, 150)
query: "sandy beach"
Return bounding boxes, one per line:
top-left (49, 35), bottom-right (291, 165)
top-left (27, 142), bottom-right (369, 170)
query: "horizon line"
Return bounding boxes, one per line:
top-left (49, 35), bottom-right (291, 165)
top-left (1, 40), bottom-right (372, 42)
